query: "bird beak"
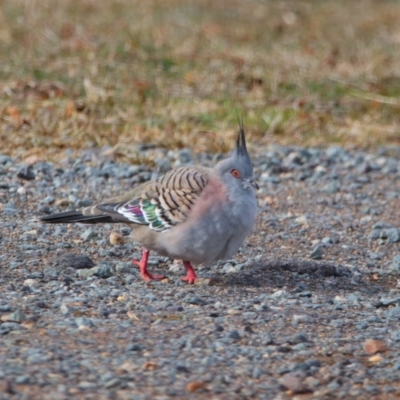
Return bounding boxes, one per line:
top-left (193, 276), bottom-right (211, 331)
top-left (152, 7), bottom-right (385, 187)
top-left (246, 178), bottom-right (259, 190)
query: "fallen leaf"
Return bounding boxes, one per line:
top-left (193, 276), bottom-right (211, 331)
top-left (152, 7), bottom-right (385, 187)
top-left (110, 231), bottom-right (125, 245)
top-left (363, 339), bottom-right (387, 354)
top-left (65, 100), bottom-right (75, 117)
top-left (7, 105), bottom-right (22, 124)
top-left (184, 71), bottom-right (197, 85)
top-left (142, 361), bottom-right (158, 371)
top-left (186, 381), bottom-right (206, 393)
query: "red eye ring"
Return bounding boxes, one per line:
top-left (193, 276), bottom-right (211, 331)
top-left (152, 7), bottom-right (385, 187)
top-left (231, 169), bottom-right (241, 178)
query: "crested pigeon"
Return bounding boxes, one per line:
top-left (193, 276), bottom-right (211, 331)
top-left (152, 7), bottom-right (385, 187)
top-left (40, 122), bottom-right (258, 284)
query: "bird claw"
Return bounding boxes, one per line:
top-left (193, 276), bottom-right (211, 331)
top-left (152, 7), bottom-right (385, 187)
top-left (132, 255), bottom-right (166, 282)
top-left (181, 275), bottom-right (196, 284)
top-left (142, 272), bottom-right (166, 281)
top-left (132, 253), bottom-right (195, 284)
top-left (181, 261), bottom-right (197, 284)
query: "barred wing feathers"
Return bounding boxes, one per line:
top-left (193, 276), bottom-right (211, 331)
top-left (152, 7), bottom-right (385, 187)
top-left (97, 167), bottom-right (209, 232)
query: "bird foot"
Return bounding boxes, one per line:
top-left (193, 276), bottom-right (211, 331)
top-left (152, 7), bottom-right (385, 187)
top-left (132, 250), bottom-right (166, 281)
top-left (181, 261), bottom-right (197, 284)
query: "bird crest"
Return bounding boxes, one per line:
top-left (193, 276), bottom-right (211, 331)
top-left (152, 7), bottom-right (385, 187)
top-left (235, 114), bottom-right (249, 157)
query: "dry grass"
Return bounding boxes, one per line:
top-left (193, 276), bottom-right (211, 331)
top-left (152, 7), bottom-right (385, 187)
top-left (1, 0), bottom-right (400, 161)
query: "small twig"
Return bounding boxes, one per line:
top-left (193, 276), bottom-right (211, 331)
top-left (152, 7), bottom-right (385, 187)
top-left (350, 91), bottom-right (400, 106)
top-left (329, 78), bottom-right (400, 106)
top-left (328, 77), bottom-right (365, 91)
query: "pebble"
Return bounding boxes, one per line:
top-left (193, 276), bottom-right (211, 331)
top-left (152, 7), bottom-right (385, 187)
top-left (1, 322), bottom-right (23, 332)
top-left (103, 378), bottom-right (121, 389)
top-left (305, 376), bottom-right (320, 389)
top-left (270, 289), bottom-right (289, 299)
top-left (310, 244), bottom-right (323, 260)
top-left (75, 317), bottom-right (95, 329)
top-left (55, 198), bottom-right (72, 207)
top-left (369, 355), bottom-right (383, 363)
top-left (0, 155), bottom-right (12, 164)
top-left (7, 309), bottom-right (27, 322)
top-left (184, 295), bottom-right (204, 305)
top-left (251, 366), bottom-right (265, 379)
top-left (379, 228), bottom-right (400, 244)
top-left (60, 303), bottom-right (75, 315)
top-left (294, 215), bottom-right (308, 226)
top-left (40, 196), bottom-right (55, 205)
top-left (81, 229), bottom-right (98, 241)
top-left (94, 263), bottom-right (115, 278)
top-left (322, 181), bottom-right (340, 193)
top-left (23, 279), bottom-right (39, 287)
top-left (116, 262), bottom-right (133, 274)
top-left (15, 375), bottom-right (31, 384)
top-left (387, 254), bottom-right (400, 275)
top-left (16, 165), bottom-right (35, 181)
top-left (226, 331), bottom-right (241, 341)
top-left (125, 343), bottom-right (142, 352)
top-left (56, 254), bottom-right (96, 269)
top-left (375, 296), bottom-right (400, 307)
top-left (78, 381), bottom-right (97, 390)
top-left (17, 187), bottom-right (26, 195)
top-left (280, 374), bottom-right (310, 393)
top-left (76, 268), bottom-right (97, 278)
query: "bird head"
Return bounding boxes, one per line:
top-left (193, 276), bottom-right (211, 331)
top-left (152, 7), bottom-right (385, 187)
top-left (216, 120), bottom-right (259, 191)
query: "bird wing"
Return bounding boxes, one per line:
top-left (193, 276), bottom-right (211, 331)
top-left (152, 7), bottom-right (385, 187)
top-left (90, 166), bottom-right (210, 232)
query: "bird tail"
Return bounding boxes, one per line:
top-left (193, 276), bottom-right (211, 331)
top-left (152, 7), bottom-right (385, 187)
top-left (40, 210), bottom-right (114, 224)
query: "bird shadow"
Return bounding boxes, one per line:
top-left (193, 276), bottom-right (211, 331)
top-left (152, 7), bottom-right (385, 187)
top-left (212, 258), bottom-right (392, 295)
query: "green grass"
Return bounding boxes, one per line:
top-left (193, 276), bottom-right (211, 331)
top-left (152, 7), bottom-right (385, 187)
top-left (1, 0), bottom-right (400, 161)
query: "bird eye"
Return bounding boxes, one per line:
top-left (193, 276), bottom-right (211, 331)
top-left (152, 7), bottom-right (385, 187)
top-left (231, 169), bottom-right (241, 178)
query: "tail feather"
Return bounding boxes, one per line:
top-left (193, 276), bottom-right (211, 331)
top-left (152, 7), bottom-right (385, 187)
top-left (40, 210), bottom-right (114, 224)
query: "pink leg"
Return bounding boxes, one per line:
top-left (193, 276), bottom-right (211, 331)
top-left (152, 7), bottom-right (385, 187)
top-left (181, 261), bottom-right (197, 284)
top-left (132, 249), bottom-right (166, 281)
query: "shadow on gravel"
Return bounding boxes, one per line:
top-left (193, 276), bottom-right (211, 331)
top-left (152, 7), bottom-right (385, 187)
top-left (215, 258), bottom-right (390, 294)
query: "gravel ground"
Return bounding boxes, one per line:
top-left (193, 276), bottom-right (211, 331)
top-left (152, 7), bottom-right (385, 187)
top-left (1, 144), bottom-right (400, 400)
